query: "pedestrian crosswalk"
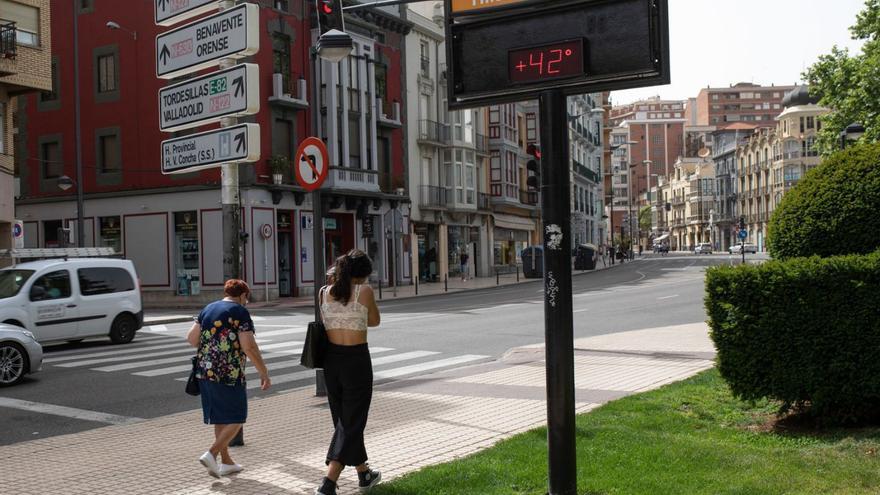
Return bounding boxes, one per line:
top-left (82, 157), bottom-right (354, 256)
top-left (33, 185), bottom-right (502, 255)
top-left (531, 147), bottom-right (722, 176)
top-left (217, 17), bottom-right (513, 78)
top-left (42, 331), bottom-right (490, 391)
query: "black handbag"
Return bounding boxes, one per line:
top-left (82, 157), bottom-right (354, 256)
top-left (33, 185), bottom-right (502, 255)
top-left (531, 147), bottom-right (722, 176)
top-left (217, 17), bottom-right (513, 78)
top-left (185, 356), bottom-right (200, 396)
top-left (300, 320), bottom-right (327, 369)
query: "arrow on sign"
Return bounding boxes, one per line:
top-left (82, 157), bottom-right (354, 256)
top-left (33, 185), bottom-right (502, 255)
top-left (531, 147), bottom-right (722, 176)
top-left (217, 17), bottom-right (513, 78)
top-left (157, 0), bottom-right (168, 9)
top-left (232, 76), bottom-right (244, 98)
top-left (235, 132), bottom-right (246, 153)
top-left (159, 44), bottom-right (171, 65)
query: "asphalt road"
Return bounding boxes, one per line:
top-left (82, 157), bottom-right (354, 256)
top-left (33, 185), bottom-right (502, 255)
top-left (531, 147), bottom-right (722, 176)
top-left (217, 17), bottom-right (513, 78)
top-left (0, 254), bottom-right (739, 446)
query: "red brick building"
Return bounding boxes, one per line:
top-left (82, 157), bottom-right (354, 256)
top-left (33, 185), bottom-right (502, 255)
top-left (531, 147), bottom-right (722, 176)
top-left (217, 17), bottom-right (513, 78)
top-left (685, 82), bottom-right (796, 129)
top-left (14, 0), bottom-right (412, 302)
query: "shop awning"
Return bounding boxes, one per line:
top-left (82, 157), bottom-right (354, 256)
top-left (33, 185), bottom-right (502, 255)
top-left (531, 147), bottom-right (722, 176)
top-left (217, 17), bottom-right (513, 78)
top-left (653, 233), bottom-right (670, 242)
top-left (492, 213), bottom-right (536, 231)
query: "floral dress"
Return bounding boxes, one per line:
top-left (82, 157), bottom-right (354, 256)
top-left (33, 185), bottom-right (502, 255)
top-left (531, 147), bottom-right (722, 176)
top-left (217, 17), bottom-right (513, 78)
top-left (195, 300), bottom-right (254, 386)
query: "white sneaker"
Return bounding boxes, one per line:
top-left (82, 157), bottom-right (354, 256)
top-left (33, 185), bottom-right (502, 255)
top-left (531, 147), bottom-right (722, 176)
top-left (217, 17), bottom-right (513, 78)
top-left (219, 463), bottom-right (243, 476)
top-left (199, 451), bottom-right (221, 478)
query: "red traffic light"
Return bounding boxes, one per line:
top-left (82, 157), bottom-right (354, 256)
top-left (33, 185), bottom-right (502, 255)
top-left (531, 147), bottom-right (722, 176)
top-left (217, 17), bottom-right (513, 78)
top-left (321, 0), bottom-right (333, 14)
top-left (527, 143), bottom-right (541, 158)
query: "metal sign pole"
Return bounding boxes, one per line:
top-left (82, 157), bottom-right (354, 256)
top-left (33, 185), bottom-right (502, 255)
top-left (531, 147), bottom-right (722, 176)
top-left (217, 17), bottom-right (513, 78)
top-left (539, 90), bottom-right (576, 495)
top-left (310, 47), bottom-right (328, 397)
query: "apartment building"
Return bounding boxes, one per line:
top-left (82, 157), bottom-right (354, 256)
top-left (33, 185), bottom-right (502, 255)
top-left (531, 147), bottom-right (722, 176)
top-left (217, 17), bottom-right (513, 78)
top-left (735, 85), bottom-right (828, 250)
top-left (662, 157), bottom-right (714, 251)
top-left (1, 0), bottom-right (51, 262)
top-left (14, 0), bottom-right (411, 302)
top-left (687, 82), bottom-right (796, 129)
top-left (404, 2), bottom-right (492, 282)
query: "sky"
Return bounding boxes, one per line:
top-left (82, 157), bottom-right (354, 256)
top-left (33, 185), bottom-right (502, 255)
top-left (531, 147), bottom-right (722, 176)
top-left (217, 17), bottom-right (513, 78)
top-left (612, 0), bottom-right (869, 105)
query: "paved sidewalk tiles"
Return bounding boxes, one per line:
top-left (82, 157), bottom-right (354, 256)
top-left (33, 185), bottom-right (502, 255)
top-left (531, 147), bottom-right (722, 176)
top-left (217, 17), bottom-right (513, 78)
top-left (0, 322), bottom-right (713, 495)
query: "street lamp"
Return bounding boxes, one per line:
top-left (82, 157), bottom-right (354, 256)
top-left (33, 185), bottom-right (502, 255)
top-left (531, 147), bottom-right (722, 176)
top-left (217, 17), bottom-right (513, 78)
top-left (839, 123), bottom-right (865, 149)
top-left (105, 21), bottom-right (137, 40)
top-left (57, 175), bottom-right (75, 191)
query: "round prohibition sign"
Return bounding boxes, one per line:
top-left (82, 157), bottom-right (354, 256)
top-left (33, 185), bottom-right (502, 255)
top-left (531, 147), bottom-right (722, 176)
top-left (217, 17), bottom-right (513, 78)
top-left (294, 137), bottom-right (329, 192)
top-left (260, 223), bottom-right (273, 239)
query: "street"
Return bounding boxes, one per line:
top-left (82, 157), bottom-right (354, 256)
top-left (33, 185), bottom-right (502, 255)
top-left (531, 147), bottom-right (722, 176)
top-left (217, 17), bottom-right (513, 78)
top-left (0, 254), bottom-right (739, 446)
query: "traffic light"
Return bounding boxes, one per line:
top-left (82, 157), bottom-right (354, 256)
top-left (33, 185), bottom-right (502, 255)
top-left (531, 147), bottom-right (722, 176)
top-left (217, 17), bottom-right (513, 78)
top-left (526, 143), bottom-right (541, 190)
top-left (316, 0), bottom-right (344, 35)
top-left (738, 216), bottom-right (746, 231)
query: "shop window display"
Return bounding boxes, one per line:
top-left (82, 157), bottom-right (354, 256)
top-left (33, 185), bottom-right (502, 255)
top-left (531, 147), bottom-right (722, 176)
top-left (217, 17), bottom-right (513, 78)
top-left (174, 211), bottom-right (200, 296)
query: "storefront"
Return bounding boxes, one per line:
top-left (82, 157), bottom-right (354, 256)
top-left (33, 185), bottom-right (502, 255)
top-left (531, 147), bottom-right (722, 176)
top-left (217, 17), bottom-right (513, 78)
top-left (492, 213), bottom-right (536, 266)
top-left (276, 211), bottom-right (295, 297)
top-left (414, 223), bottom-right (440, 282)
top-left (173, 211), bottom-right (200, 296)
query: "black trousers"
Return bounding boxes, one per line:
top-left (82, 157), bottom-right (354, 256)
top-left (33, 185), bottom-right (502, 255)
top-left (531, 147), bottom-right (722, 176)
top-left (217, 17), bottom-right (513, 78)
top-left (323, 343), bottom-right (373, 466)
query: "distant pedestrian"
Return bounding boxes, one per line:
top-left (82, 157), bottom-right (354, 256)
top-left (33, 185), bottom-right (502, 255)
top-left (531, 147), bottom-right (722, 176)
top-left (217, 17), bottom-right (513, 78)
top-left (187, 279), bottom-right (271, 478)
top-left (460, 250), bottom-right (469, 281)
top-left (316, 249), bottom-right (382, 495)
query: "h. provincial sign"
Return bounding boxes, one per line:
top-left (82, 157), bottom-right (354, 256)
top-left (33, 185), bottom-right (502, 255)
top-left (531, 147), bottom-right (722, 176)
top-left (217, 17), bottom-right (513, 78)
top-left (159, 63), bottom-right (259, 132)
top-left (155, 0), bottom-right (218, 27)
top-left (161, 123), bottom-right (261, 174)
top-left (156, 3), bottom-right (259, 79)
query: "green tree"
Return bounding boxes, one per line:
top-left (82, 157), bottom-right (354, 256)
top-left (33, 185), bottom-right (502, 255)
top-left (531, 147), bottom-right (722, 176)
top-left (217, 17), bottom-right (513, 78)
top-left (638, 206), bottom-right (652, 234)
top-left (767, 142), bottom-right (880, 259)
top-left (805, 0), bottom-right (880, 154)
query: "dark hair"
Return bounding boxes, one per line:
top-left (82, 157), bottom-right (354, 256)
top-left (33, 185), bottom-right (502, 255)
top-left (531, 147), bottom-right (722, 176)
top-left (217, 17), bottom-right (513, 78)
top-left (224, 279), bottom-right (250, 298)
top-left (329, 249), bottom-right (373, 304)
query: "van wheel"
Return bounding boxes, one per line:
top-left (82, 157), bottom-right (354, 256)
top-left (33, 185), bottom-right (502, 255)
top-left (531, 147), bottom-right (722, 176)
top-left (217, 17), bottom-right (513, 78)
top-left (109, 314), bottom-right (136, 344)
top-left (0, 342), bottom-right (27, 387)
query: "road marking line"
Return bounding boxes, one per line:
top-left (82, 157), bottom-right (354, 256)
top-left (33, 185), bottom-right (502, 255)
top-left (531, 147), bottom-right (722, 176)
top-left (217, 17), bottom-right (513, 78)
top-left (374, 354), bottom-right (488, 380)
top-left (255, 328), bottom-right (307, 338)
top-left (573, 308), bottom-right (590, 313)
top-left (136, 345), bottom-right (314, 378)
top-left (43, 341), bottom-right (187, 363)
top-left (93, 355), bottom-right (192, 372)
top-left (53, 346), bottom-right (198, 367)
top-left (657, 294), bottom-right (680, 300)
top-left (146, 324), bottom-right (168, 332)
top-left (0, 398), bottom-right (143, 425)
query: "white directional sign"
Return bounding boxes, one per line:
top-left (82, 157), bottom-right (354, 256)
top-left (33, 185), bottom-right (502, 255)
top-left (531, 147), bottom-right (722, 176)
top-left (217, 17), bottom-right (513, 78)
top-left (161, 123), bottom-right (261, 174)
top-left (156, 3), bottom-right (259, 79)
top-left (154, 0), bottom-right (218, 27)
top-left (159, 63), bottom-right (259, 132)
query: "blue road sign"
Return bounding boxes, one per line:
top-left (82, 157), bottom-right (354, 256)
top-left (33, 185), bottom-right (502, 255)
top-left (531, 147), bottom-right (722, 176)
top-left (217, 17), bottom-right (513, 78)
top-left (738, 230), bottom-right (748, 240)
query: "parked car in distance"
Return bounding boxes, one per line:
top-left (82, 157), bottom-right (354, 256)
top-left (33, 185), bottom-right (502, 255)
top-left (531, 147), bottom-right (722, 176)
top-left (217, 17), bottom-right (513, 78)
top-left (694, 243), bottom-right (713, 254)
top-left (0, 258), bottom-right (143, 345)
top-left (0, 323), bottom-right (43, 386)
top-left (729, 243), bottom-right (758, 254)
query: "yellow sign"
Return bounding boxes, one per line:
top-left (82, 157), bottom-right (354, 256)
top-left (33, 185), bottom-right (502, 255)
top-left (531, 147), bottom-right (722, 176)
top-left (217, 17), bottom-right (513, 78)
top-left (450, 0), bottom-right (532, 15)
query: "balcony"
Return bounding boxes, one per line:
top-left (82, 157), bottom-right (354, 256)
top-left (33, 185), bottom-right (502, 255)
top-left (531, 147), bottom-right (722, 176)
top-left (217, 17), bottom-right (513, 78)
top-left (417, 120), bottom-right (449, 146)
top-left (687, 215), bottom-right (711, 224)
top-left (419, 185), bottom-right (450, 209)
top-left (520, 189), bottom-right (538, 206)
top-left (0, 22), bottom-right (17, 76)
top-left (573, 161), bottom-right (599, 183)
top-left (671, 196), bottom-right (686, 206)
top-left (326, 166), bottom-right (379, 192)
top-left (477, 192), bottom-right (490, 210)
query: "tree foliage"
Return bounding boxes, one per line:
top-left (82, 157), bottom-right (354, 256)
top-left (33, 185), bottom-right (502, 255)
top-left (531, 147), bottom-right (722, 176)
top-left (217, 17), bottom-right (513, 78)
top-left (804, 0), bottom-right (880, 155)
top-left (638, 206), bottom-right (652, 233)
top-left (767, 142), bottom-right (880, 259)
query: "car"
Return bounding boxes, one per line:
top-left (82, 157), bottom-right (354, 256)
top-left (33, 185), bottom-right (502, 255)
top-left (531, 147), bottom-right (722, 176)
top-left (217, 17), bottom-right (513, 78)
top-left (694, 243), bottom-right (713, 254)
top-left (728, 243), bottom-right (758, 254)
top-left (0, 258), bottom-right (143, 345)
top-left (0, 323), bottom-right (43, 386)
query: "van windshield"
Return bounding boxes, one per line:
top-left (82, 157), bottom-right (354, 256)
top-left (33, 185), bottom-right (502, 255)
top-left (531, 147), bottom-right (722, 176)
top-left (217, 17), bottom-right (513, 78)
top-left (0, 270), bottom-right (35, 299)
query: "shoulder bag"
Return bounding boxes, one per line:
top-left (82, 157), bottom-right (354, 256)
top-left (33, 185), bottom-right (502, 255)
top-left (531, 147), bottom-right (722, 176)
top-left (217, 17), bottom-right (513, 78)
top-left (185, 355), bottom-right (200, 396)
top-left (300, 287), bottom-right (328, 369)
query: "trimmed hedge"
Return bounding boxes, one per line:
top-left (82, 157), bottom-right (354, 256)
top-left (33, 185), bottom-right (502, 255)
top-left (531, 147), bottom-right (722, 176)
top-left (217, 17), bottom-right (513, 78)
top-left (767, 142), bottom-right (880, 260)
top-left (705, 250), bottom-right (880, 421)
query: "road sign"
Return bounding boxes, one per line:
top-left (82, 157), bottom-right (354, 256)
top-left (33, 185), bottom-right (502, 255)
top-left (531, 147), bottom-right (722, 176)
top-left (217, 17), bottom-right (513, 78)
top-left (739, 229), bottom-right (748, 240)
top-left (159, 64), bottom-right (259, 132)
top-left (260, 223), bottom-right (273, 239)
top-left (154, 0), bottom-right (217, 27)
top-left (12, 220), bottom-right (23, 249)
top-left (444, 0), bottom-right (670, 109)
top-left (294, 137), bottom-right (329, 192)
top-left (161, 123), bottom-right (261, 175)
top-left (156, 3), bottom-right (259, 79)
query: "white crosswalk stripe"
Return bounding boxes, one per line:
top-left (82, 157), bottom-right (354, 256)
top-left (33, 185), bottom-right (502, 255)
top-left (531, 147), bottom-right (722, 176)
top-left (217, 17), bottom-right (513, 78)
top-left (374, 354), bottom-right (488, 379)
top-left (54, 346), bottom-right (197, 368)
top-left (43, 341), bottom-right (190, 364)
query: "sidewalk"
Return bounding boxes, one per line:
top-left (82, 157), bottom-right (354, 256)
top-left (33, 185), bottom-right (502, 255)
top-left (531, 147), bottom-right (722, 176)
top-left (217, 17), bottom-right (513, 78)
top-left (0, 322), bottom-right (715, 495)
top-left (144, 257), bottom-right (624, 326)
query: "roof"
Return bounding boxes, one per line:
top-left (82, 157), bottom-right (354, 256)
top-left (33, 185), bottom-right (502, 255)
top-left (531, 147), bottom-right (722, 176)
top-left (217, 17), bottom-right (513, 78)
top-left (720, 122), bottom-right (759, 131)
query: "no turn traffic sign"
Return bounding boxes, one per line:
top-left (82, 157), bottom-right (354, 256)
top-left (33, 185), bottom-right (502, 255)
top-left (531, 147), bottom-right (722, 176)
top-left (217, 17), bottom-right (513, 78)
top-left (294, 137), bottom-right (329, 192)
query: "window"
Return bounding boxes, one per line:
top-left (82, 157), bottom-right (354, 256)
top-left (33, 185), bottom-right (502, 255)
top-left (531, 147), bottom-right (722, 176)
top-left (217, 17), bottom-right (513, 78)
top-left (374, 62), bottom-right (387, 105)
top-left (99, 216), bottom-right (122, 253)
top-left (40, 140), bottom-right (62, 179)
top-left (419, 40), bottom-right (430, 77)
top-left (1, 0), bottom-right (39, 46)
top-left (272, 33), bottom-right (291, 93)
top-left (97, 53), bottom-right (118, 94)
top-left (78, 0), bottom-right (94, 12)
top-left (40, 59), bottom-right (59, 103)
top-left (806, 116), bottom-right (815, 129)
top-left (273, 0), bottom-right (289, 11)
top-left (30, 270), bottom-right (71, 301)
top-left (97, 132), bottom-right (120, 173)
top-left (78, 268), bottom-right (134, 296)
top-left (0, 102), bottom-right (4, 155)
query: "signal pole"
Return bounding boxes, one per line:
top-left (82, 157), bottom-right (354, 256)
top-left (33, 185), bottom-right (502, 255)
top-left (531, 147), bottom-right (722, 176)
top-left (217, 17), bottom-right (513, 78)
top-left (539, 90), bottom-right (576, 495)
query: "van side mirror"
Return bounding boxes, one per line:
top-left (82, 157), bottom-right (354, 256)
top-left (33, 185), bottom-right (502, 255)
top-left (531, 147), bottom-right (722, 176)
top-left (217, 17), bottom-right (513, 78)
top-left (29, 286), bottom-right (47, 301)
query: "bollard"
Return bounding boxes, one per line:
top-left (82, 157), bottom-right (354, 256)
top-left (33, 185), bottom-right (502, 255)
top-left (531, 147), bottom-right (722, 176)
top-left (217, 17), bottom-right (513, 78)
top-left (415, 276), bottom-right (418, 295)
top-left (444, 275), bottom-right (448, 292)
top-left (516, 265), bottom-right (520, 282)
top-left (496, 269), bottom-right (500, 285)
top-left (378, 279), bottom-right (382, 299)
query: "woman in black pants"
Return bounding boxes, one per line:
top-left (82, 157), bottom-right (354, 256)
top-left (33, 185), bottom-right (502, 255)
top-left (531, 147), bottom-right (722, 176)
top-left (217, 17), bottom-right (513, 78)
top-left (316, 249), bottom-right (382, 495)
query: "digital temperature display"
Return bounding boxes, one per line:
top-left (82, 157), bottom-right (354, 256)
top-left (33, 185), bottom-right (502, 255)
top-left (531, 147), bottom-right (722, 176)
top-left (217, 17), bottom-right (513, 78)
top-left (508, 39), bottom-right (586, 84)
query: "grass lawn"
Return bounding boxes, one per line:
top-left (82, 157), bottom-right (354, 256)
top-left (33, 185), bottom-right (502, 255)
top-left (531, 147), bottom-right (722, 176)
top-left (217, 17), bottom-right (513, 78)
top-left (372, 369), bottom-right (880, 495)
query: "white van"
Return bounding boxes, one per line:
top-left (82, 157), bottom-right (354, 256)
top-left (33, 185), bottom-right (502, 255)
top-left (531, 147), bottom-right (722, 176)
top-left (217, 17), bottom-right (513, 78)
top-left (0, 258), bottom-right (143, 344)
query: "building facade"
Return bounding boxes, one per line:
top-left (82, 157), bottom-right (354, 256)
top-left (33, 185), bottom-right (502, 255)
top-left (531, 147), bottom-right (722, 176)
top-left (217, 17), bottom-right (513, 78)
top-left (14, 0), bottom-right (411, 302)
top-left (687, 82), bottom-right (796, 129)
top-left (1, 0), bottom-right (51, 263)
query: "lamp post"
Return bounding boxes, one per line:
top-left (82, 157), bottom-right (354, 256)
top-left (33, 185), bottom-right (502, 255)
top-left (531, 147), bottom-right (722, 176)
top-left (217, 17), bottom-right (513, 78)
top-left (105, 20), bottom-right (140, 191)
top-left (839, 123), bottom-right (865, 149)
top-left (72, 0), bottom-right (84, 247)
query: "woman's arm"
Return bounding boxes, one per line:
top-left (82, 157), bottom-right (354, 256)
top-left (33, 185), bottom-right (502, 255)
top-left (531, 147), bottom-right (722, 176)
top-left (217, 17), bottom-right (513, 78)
top-left (186, 322), bottom-right (201, 347)
top-left (360, 285), bottom-right (381, 327)
top-left (239, 331), bottom-right (271, 390)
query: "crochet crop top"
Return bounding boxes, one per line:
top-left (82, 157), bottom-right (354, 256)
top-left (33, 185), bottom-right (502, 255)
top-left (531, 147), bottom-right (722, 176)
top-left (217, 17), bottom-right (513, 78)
top-left (320, 284), bottom-right (369, 331)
